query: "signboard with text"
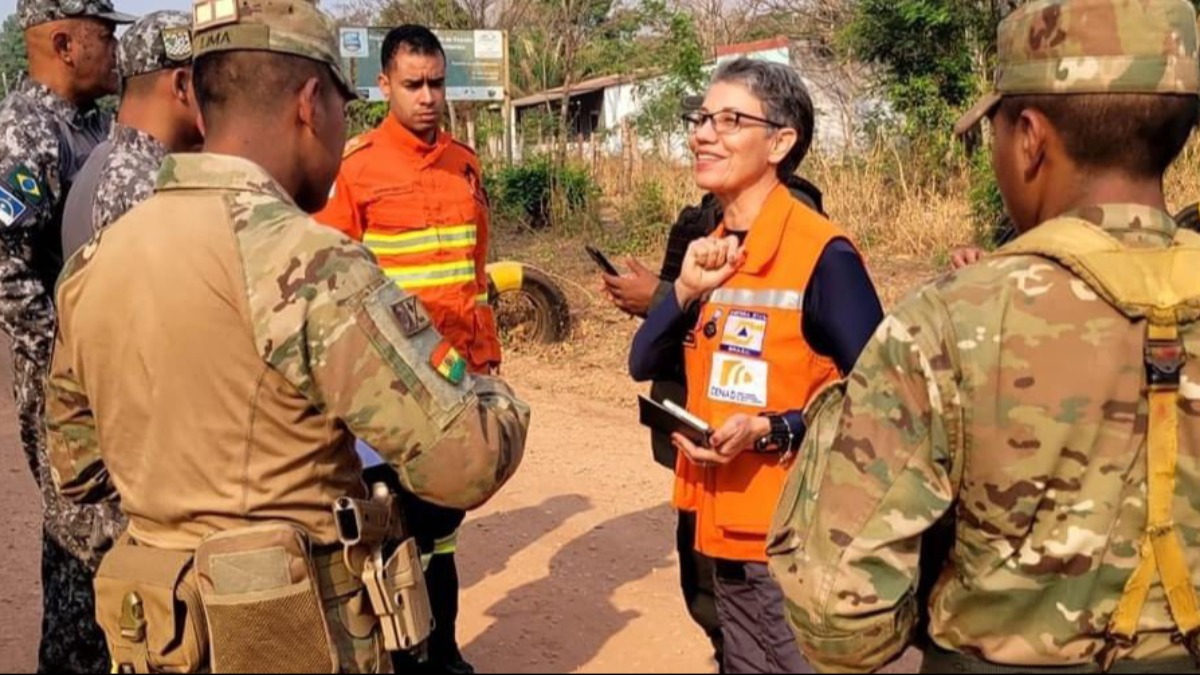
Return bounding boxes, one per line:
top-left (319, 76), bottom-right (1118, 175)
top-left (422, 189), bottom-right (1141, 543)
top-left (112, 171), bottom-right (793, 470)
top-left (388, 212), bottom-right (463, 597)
top-left (339, 28), bottom-right (508, 102)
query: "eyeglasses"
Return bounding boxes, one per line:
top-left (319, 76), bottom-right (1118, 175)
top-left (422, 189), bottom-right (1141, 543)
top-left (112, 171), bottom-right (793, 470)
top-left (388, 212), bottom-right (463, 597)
top-left (681, 110), bottom-right (785, 135)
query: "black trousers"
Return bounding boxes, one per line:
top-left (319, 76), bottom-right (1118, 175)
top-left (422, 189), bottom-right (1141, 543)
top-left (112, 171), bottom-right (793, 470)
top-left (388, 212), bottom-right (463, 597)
top-left (38, 534), bottom-right (109, 673)
top-left (713, 559), bottom-right (811, 675)
top-left (677, 510), bottom-right (725, 672)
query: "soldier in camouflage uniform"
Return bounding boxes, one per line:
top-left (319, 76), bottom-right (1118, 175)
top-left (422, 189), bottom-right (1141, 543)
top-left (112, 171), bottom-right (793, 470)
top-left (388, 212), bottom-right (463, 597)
top-left (61, 10), bottom-right (200, 258)
top-left (45, 0), bottom-right (529, 671)
top-left (0, 0), bottom-right (133, 671)
top-left (768, 0), bottom-right (1200, 672)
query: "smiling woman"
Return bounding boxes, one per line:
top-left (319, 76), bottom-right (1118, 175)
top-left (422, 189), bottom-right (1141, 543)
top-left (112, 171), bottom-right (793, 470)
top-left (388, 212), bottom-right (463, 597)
top-left (628, 57), bottom-right (885, 675)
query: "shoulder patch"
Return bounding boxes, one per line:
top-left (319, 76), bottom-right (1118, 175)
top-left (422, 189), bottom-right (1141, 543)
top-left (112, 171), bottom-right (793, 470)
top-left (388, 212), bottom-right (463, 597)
top-left (343, 135), bottom-right (372, 159)
top-left (5, 165), bottom-right (45, 205)
top-left (430, 340), bottom-right (468, 385)
top-left (392, 294), bottom-right (432, 337)
top-left (0, 184), bottom-right (29, 227)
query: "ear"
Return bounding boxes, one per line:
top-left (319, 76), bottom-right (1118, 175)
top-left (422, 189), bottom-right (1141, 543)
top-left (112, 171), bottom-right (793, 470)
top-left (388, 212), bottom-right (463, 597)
top-left (297, 75), bottom-right (321, 133)
top-left (1017, 107), bottom-right (1049, 182)
top-left (50, 27), bottom-right (74, 64)
top-left (171, 68), bottom-right (191, 103)
top-left (768, 127), bottom-right (799, 167)
top-left (377, 70), bottom-right (391, 100)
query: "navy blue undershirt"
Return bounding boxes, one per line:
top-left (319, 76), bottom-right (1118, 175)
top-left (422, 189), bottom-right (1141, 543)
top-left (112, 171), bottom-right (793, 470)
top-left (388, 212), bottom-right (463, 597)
top-left (629, 237), bottom-right (883, 445)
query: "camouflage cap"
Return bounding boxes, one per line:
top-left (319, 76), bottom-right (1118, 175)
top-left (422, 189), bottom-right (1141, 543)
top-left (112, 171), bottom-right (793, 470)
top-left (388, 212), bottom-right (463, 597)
top-left (954, 0), bottom-right (1200, 136)
top-left (191, 0), bottom-right (358, 100)
top-left (19, 0), bottom-right (136, 29)
top-left (119, 11), bottom-right (193, 79)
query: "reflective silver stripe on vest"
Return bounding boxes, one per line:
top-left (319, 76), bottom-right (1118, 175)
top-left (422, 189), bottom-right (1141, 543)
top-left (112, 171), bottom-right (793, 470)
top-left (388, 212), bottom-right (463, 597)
top-left (709, 288), bottom-right (804, 311)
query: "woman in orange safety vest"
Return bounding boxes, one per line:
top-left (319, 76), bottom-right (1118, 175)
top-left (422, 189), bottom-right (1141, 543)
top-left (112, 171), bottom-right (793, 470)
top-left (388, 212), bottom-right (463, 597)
top-left (630, 58), bottom-right (884, 674)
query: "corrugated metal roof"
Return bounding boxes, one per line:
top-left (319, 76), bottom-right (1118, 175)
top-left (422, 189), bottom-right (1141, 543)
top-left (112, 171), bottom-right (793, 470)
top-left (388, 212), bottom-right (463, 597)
top-left (512, 72), bottom-right (645, 108)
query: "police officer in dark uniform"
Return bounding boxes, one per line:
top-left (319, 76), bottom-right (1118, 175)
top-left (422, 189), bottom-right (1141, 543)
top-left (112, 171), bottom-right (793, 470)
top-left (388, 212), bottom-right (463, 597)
top-left (0, 0), bottom-right (133, 670)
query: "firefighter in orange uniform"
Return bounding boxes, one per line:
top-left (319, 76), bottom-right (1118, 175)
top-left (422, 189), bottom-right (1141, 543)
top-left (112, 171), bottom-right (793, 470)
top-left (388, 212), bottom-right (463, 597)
top-left (316, 24), bottom-right (496, 675)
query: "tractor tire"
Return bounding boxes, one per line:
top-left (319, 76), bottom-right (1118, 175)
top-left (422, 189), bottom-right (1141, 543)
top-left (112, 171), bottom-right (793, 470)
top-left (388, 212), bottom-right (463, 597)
top-left (486, 261), bottom-right (571, 344)
top-left (1175, 202), bottom-right (1200, 233)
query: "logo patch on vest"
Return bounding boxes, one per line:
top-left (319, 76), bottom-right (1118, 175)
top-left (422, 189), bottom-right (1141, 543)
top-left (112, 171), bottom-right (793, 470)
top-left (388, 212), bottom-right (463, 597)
top-left (0, 185), bottom-right (29, 227)
top-left (708, 354), bottom-right (768, 408)
top-left (720, 310), bottom-right (767, 357)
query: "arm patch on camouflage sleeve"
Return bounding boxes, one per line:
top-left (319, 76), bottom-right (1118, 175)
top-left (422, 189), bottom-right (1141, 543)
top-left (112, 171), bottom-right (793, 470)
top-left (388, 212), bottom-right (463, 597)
top-left (355, 281), bottom-right (472, 431)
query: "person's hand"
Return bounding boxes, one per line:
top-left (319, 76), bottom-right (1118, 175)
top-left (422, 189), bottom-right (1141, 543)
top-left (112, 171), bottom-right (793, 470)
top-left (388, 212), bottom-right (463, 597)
top-left (711, 414), bottom-right (770, 457)
top-left (671, 415), bottom-right (769, 467)
top-left (601, 257), bottom-right (659, 317)
top-left (950, 246), bottom-right (987, 270)
top-left (676, 236), bottom-right (745, 306)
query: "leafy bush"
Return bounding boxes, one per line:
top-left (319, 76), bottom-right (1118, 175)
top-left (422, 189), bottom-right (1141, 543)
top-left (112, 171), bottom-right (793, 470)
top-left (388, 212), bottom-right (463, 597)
top-left (487, 156), bottom-right (598, 230)
top-left (347, 101), bottom-right (389, 138)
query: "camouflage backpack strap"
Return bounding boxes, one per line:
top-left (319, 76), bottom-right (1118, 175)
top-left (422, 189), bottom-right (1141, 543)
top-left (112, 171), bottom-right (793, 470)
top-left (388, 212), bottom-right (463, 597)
top-left (998, 216), bottom-right (1200, 668)
top-left (996, 216), bottom-right (1200, 324)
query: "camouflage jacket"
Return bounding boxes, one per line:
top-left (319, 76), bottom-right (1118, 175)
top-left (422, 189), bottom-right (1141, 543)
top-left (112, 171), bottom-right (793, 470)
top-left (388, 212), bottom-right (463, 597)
top-left (46, 153), bottom-right (529, 551)
top-left (0, 77), bottom-right (108, 363)
top-left (92, 123), bottom-right (167, 231)
top-left (769, 204), bottom-right (1200, 672)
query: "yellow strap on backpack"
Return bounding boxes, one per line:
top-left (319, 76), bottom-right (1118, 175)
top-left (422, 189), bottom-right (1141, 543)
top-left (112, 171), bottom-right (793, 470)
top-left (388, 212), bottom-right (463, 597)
top-left (1101, 322), bottom-right (1200, 670)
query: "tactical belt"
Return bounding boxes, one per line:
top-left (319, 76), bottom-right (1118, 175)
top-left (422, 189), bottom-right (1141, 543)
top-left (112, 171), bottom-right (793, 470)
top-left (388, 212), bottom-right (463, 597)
top-left (922, 646), bottom-right (1200, 674)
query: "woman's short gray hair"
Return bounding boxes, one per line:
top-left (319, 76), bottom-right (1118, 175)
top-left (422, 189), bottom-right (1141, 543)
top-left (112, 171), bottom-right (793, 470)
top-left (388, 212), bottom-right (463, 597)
top-left (711, 57), bottom-right (815, 179)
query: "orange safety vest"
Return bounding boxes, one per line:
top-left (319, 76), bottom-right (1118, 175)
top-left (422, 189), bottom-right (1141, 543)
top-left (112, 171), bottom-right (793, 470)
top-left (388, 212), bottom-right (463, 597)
top-left (316, 116), bottom-right (500, 373)
top-left (677, 184), bottom-right (848, 563)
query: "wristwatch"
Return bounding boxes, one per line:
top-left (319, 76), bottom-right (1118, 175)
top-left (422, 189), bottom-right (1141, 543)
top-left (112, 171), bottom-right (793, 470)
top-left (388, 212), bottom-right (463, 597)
top-left (754, 415), bottom-right (793, 453)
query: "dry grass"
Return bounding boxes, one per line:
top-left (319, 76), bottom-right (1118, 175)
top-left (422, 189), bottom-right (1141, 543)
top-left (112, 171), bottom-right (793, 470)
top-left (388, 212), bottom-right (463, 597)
top-left (492, 137), bottom-right (1200, 393)
top-left (1166, 141), bottom-right (1200, 211)
top-left (585, 141), bottom-right (976, 262)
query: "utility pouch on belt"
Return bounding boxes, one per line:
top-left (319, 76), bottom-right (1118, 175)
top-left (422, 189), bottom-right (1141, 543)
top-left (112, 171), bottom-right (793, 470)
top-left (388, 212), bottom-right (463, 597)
top-left (94, 540), bottom-right (208, 674)
top-left (335, 484), bottom-right (434, 653)
top-left (194, 523), bottom-right (337, 674)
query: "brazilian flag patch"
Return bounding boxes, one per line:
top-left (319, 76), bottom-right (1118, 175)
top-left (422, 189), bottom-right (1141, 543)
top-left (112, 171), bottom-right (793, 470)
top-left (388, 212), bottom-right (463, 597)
top-left (430, 340), bottom-right (468, 385)
top-left (5, 166), bottom-right (44, 205)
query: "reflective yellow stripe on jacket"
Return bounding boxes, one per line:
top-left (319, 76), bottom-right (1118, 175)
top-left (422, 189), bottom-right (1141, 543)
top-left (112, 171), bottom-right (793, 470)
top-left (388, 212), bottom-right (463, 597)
top-left (383, 260), bottom-right (476, 291)
top-left (364, 225), bottom-right (477, 256)
top-left (365, 225), bottom-right (479, 293)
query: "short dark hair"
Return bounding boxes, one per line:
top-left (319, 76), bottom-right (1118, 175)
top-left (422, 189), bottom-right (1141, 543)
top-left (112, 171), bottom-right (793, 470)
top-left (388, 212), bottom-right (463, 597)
top-left (995, 93), bottom-right (1199, 179)
top-left (711, 57), bottom-right (816, 180)
top-left (193, 51), bottom-right (331, 126)
top-left (381, 25), bottom-right (445, 72)
top-left (120, 69), bottom-right (167, 103)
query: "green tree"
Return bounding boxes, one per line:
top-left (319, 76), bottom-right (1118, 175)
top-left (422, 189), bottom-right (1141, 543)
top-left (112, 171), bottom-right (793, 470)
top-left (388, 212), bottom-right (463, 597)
top-left (846, 0), bottom-right (1009, 142)
top-left (0, 13), bottom-right (28, 95)
top-left (632, 2), bottom-right (707, 151)
top-left (377, 0), bottom-right (473, 29)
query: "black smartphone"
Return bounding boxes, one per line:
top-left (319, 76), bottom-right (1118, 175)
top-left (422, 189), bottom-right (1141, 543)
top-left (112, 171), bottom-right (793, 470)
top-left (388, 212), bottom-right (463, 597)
top-left (586, 245), bottom-right (621, 276)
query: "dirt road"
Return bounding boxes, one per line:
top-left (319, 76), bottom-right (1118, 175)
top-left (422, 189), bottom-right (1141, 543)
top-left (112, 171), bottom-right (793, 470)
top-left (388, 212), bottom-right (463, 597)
top-left (0, 346), bottom-right (717, 673)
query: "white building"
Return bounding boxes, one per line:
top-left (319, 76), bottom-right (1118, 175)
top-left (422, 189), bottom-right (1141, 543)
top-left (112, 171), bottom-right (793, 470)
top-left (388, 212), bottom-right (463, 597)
top-left (509, 36), bottom-right (882, 162)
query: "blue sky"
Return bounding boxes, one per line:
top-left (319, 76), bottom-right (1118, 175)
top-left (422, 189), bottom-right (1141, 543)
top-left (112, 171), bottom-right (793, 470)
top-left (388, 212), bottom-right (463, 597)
top-left (2, 0), bottom-right (193, 22)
